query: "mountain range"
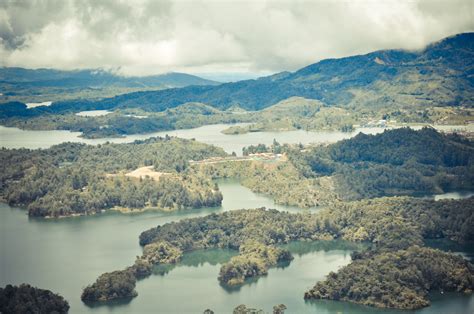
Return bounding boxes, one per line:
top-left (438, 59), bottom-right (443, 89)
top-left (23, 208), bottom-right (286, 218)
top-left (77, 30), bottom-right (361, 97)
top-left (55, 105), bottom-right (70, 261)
top-left (1, 32), bottom-right (473, 118)
top-left (0, 68), bottom-right (218, 92)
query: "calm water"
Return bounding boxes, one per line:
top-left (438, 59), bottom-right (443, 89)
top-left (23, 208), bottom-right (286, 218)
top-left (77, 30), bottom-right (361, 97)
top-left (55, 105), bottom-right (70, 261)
top-left (0, 124), bottom-right (386, 154)
top-left (1, 123), bottom-right (473, 313)
top-left (76, 110), bottom-right (112, 117)
top-left (1, 123), bottom-right (471, 155)
top-left (1, 179), bottom-right (472, 313)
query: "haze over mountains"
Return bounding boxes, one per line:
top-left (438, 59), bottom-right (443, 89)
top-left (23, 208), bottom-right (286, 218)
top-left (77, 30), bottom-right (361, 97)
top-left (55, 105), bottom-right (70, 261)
top-left (1, 32), bottom-right (473, 118)
top-left (0, 68), bottom-right (218, 91)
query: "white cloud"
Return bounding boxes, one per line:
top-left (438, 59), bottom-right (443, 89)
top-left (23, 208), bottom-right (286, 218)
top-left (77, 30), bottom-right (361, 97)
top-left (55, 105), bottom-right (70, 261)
top-left (0, 0), bottom-right (473, 76)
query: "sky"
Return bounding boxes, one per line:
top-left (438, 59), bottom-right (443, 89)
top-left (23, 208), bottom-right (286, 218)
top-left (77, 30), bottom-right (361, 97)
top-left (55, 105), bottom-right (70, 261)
top-left (0, 0), bottom-right (473, 78)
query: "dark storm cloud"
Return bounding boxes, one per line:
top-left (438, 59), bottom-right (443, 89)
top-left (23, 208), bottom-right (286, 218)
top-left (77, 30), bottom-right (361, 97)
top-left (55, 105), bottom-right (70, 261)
top-left (0, 0), bottom-right (473, 76)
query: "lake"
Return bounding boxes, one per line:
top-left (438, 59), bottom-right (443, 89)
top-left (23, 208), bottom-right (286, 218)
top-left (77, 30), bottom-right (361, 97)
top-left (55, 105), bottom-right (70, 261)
top-left (0, 124), bottom-right (386, 154)
top-left (1, 123), bottom-right (471, 155)
top-left (1, 123), bottom-right (473, 313)
top-left (1, 179), bottom-right (472, 313)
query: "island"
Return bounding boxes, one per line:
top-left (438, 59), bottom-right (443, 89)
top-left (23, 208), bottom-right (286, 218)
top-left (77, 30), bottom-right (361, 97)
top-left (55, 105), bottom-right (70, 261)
top-left (0, 284), bottom-right (69, 313)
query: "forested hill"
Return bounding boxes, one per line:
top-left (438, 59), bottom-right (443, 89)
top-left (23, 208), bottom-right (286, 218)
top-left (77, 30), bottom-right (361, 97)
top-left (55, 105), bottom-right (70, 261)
top-left (327, 127), bottom-right (474, 167)
top-left (289, 127), bottom-right (474, 200)
top-left (6, 32), bottom-right (471, 117)
top-left (0, 137), bottom-right (227, 217)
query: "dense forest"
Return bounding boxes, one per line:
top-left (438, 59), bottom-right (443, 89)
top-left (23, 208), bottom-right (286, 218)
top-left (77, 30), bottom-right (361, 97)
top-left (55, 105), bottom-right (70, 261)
top-left (218, 240), bottom-right (293, 285)
top-left (193, 128), bottom-right (474, 211)
top-left (0, 137), bottom-right (226, 217)
top-left (3, 124), bottom-right (470, 219)
top-left (81, 270), bottom-right (137, 302)
top-left (82, 196), bottom-right (474, 308)
top-left (304, 246), bottom-right (473, 309)
top-left (0, 284), bottom-right (70, 313)
top-left (289, 127), bottom-right (474, 200)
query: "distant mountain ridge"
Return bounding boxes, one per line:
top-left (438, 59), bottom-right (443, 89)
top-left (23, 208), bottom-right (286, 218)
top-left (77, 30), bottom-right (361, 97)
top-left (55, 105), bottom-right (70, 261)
top-left (0, 67), bottom-right (219, 89)
top-left (1, 32), bottom-right (473, 117)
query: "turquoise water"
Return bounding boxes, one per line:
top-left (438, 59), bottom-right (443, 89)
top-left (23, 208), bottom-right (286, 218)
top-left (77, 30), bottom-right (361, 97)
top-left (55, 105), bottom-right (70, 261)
top-left (1, 180), bottom-right (472, 313)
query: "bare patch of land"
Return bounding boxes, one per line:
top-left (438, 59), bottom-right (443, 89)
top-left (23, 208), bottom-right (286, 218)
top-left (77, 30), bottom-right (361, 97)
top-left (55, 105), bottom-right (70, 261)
top-left (125, 166), bottom-right (170, 180)
top-left (190, 153), bottom-right (285, 165)
top-left (106, 166), bottom-right (171, 181)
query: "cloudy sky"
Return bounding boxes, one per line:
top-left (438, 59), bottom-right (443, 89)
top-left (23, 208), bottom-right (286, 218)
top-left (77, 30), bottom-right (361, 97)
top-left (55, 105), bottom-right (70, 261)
top-left (0, 0), bottom-right (473, 78)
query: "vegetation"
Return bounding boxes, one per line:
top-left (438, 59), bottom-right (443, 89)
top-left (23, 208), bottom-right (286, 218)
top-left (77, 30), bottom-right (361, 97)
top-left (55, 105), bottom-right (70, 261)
top-left (83, 195), bottom-right (474, 307)
top-left (197, 159), bottom-right (337, 208)
top-left (0, 103), bottom-right (251, 139)
top-left (289, 127), bottom-right (474, 200)
top-left (218, 240), bottom-right (293, 285)
top-left (221, 98), bottom-right (360, 134)
top-left (305, 196), bottom-right (474, 309)
top-left (4, 33), bottom-right (474, 138)
top-left (82, 197), bottom-right (474, 308)
top-left (139, 197), bottom-right (474, 249)
top-left (0, 67), bottom-right (217, 104)
top-left (196, 128), bottom-right (473, 211)
top-left (230, 304), bottom-right (286, 314)
top-left (3, 32), bottom-right (474, 313)
top-left (81, 270), bottom-right (137, 302)
top-left (0, 284), bottom-right (69, 313)
top-left (142, 241), bottom-right (183, 264)
top-left (232, 304), bottom-right (264, 314)
top-left (3, 96), bottom-right (472, 139)
top-left (304, 246), bottom-right (474, 309)
top-left (0, 137), bottom-right (226, 217)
